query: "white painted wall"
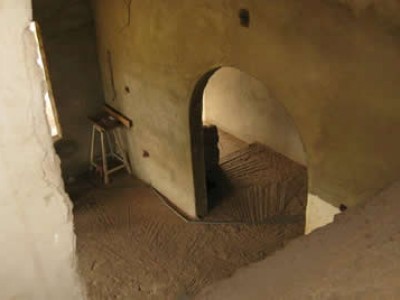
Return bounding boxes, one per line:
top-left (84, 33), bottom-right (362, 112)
top-left (0, 1), bottom-right (83, 299)
top-left (203, 67), bottom-right (306, 165)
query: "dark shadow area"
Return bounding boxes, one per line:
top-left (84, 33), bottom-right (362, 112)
top-left (65, 169), bottom-right (134, 206)
top-left (189, 67), bottom-right (222, 217)
top-left (32, 0), bottom-right (105, 179)
top-left (206, 166), bottom-right (234, 210)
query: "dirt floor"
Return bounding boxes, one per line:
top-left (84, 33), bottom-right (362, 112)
top-left (205, 132), bottom-right (307, 224)
top-left (70, 131), bottom-right (307, 299)
top-left (217, 130), bottom-right (247, 158)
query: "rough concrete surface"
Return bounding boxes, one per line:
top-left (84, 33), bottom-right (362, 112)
top-left (0, 1), bottom-right (83, 299)
top-left (198, 180), bottom-right (400, 300)
top-left (92, 0), bottom-right (400, 217)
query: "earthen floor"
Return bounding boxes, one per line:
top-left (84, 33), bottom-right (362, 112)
top-left (71, 131), bottom-right (306, 299)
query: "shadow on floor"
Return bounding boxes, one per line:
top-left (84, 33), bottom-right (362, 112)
top-left (204, 142), bottom-right (307, 225)
top-left (206, 166), bottom-right (234, 209)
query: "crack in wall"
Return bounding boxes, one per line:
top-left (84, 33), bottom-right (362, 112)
top-left (107, 50), bottom-right (117, 102)
top-left (122, 0), bottom-right (133, 30)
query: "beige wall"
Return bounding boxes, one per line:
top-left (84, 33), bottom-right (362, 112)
top-left (92, 0), bottom-right (400, 217)
top-left (204, 67), bottom-right (306, 165)
top-left (0, 1), bottom-right (83, 298)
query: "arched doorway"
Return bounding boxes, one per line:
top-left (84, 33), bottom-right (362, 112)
top-left (190, 67), bottom-right (308, 223)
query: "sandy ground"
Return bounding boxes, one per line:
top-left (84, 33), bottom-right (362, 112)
top-left (70, 131), bottom-right (307, 299)
top-left (197, 180), bottom-right (400, 300)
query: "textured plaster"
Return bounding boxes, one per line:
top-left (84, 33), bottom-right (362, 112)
top-left (338, 0), bottom-right (400, 25)
top-left (92, 0), bottom-right (400, 217)
top-left (0, 1), bottom-right (83, 298)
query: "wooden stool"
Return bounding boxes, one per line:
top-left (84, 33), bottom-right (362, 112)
top-left (89, 111), bottom-right (132, 184)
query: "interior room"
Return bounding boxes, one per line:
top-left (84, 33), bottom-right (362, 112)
top-left (1, 0), bottom-right (400, 299)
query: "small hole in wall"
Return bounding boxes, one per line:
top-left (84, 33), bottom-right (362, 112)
top-left (125, 86), bottom-right (130, 93)
top-left (143, 150), bottom-right (150, 158)
top-left (339, 204), bottom-right (348, 212)
top-left (239, 8), bottom-right (250, 28)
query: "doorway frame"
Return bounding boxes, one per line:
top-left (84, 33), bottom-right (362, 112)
top-left (189, 67), bottom-right (222, 218)
top-left (189, 66), bottom-right (309, 218)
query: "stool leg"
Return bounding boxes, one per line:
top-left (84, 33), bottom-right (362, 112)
top-left (100, 131), bottom-right (109, 184)
top-left (90, 125), bottom-right (96, 169)
top-left (106, 131), bottom-right (115, 157)
top-left (113, 129), bottom-right (132, 174)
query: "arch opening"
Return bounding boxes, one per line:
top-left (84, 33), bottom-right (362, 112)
top-left (190, 67), bottom-right (308, 225)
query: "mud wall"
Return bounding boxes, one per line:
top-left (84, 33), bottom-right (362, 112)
top-left (33, 0), bottom-right (104, 179)
top-left (203, 67), bottom-right (306, 165)
top-left (92, 0), bottom-right (400, 217)
top-left (0, 1), bottom-right (83, 298)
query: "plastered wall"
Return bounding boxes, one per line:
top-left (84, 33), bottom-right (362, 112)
top-left (204, 67), bottom-right (306, 165)
top-left (33, 0), bottom-right (104, 178)
top-left (0, 1), bottom-right (83, 298)
top-left (92, 0), bottom-right (400, 217)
